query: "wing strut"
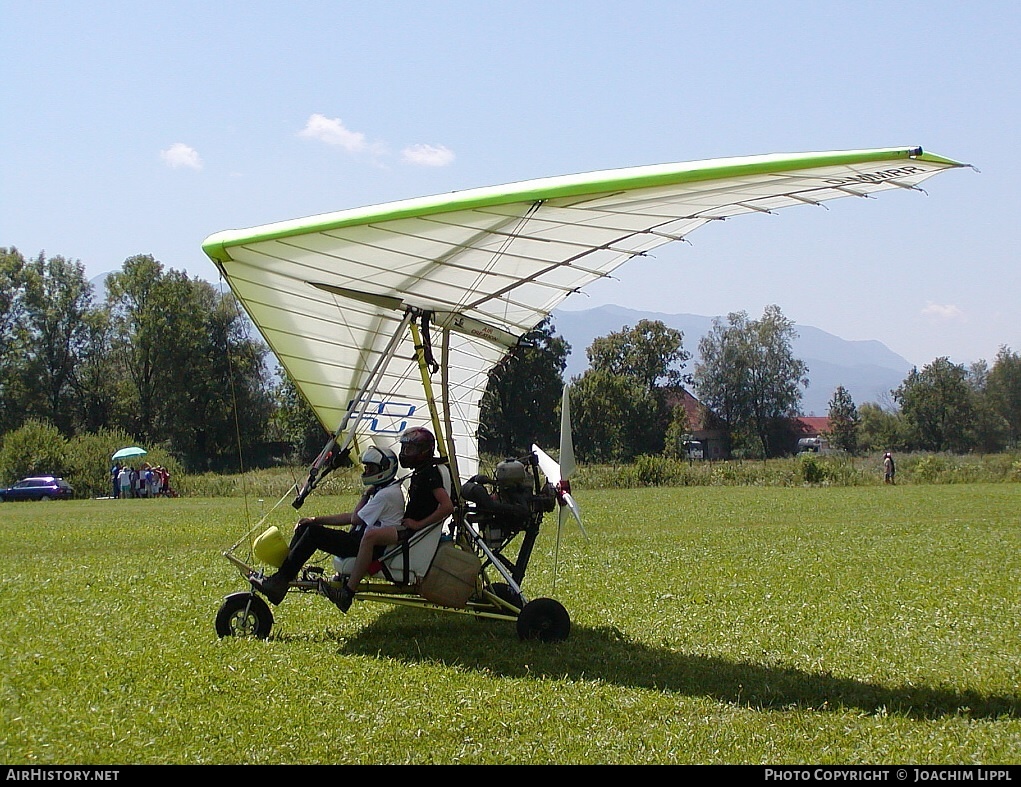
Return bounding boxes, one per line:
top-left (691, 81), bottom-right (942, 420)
top-left (409, 316), bottom-right (447, 463)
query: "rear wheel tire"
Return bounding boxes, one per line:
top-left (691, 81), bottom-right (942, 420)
top-left (516, 597), bottom-right (570, 642)
top-left (215, 592), bottom-right (273, 639)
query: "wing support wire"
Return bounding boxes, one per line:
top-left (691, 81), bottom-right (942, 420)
top-left (292, 309), bottom-right (414, 508)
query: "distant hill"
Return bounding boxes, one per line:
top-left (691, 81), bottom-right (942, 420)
top-left (551, 305), bottom-right (912, 416)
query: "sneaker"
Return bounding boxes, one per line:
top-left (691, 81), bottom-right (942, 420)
top-left (338, 585), bottom-right (355, 613)
top-left (249, 573), bottom-right (288, 605)
top-left (319, 580), bottom-right (355, 613)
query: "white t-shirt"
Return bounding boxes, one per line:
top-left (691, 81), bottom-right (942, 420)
top-left (355, 482), bottom-right (406, 531)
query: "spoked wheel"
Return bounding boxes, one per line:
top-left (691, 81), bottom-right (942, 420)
top-left (215, 592), bottom-right (274, 639)
top-left (516, 597), bottom-right (570, 642)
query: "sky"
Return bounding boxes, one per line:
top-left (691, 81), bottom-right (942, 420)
top-left (3, 1), bottom-right (1018, 370)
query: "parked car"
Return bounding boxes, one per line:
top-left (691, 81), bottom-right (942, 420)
top-left (0, 476), bottom-right (75, 502)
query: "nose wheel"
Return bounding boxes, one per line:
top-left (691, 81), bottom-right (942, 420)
top-left (215, 592), bottom-right (274, 639)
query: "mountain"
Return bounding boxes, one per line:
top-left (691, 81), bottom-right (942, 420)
top-left (551, 305), bottom-right (912, 416)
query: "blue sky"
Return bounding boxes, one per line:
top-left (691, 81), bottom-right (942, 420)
top-left (3, 1), bottom-right (1018, 369)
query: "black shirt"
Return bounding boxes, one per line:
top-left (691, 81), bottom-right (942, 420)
top-left (405, 463), bottom-right (444, 522)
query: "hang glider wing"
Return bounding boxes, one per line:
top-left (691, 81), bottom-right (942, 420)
top-left (202, 147), bottom-right (966, 481)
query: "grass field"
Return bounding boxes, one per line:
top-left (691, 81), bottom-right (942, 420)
top-left (1, 484), bottom-right (1018, 764)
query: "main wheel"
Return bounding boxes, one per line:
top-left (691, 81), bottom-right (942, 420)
top-left (516, 597), bottom-right (570, 642)
top-left (215, 592), bottom-right (274, 639)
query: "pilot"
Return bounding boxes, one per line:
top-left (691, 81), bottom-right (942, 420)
top-left (326, 426), bottom-right (454, 613)
top-left (249, 446), bottom-right (405, 606)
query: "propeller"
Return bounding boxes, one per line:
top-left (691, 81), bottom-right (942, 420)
top-left (532, 385), bottom-right (587, 541)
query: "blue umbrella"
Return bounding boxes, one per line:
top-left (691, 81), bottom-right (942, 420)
top-left (112, 446), bottom-right (147, 460)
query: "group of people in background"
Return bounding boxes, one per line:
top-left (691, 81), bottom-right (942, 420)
top-left (111, 462), bottom-right (175, 499)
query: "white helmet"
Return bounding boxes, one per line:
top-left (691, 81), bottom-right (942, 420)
top-left (360, 446), bottom-right (398, 487)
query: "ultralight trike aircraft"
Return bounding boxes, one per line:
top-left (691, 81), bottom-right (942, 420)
top-left (203, 147), bottom-right (966, 642)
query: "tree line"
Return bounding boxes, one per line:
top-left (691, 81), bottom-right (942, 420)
top-left (0, 248), bottom-right (274, 472)
top-left (3, 248), bottom-right (1019, 477)
top-left (482, 311), bottom-right (1021, 462)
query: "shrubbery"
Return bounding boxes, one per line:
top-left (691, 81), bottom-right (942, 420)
top-left (573, 451), bottom-right (1021, 490)
top-left (0, 420), bottom-right (69, 482)
top-left (3, 420), bottom-right (1019, 499)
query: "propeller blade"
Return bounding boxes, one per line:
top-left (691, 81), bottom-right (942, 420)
top-left (531, 443), bottom-right (561, 484)
top-left (532, 442), bottom-right (588, 541)
top-left (562, 490), bottom-right (587, 540)
top-left (559, 384), bottom-right (576, 480)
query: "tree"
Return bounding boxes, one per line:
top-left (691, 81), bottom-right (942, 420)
top-left (586, 319), bottom-right (690, 389)
top-left (0, 248), bottom-right (27, 434)
top-left (71, 306), bottom-right (123, 433)
top-left (967, 360), bottom-right (1009, 453)
top-left (746, 305), bottom-right (809, 456)
top-left (585, 319), bottom-right (691, 455)
top-left (569, 368), bottom-right (660, 463)
top-left (691, 312), bottom-right (747, 456)
top-left (106, 256), bottom-right (273, 469)
top-left (826, 385), bottom-right (860, 454)
top-left (105, 254), bottom-right (172, 441)
top-left (172, 287), bottom-right (274, 469)
top-left (987, 346), bottom-right (1021, 448)
top-left (272, 367), bottom-right (326, 464)
top-left (893, 357), bottom-right (975, 452)
top-left (857, 402), bottom-right (905, 453)
top-left (479, 317), bottom-right (570, 457)
top-left (694, 305), bottom-right (808, 457)
top-left (19, 253), bottom-right (95, 434)
top-left (0, 419), bottom-right (68, 481)
top-left (662, 402), bottom-right (693, 460)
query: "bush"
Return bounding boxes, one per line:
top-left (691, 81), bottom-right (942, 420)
top-left (912, 454), bottom-right (953, 484)
top-left (799, 454), bottom-right (826, 484)
top-left (0, 420), bottom-right (69, 483)
top-left (623, 455), bottom-right (681, 487)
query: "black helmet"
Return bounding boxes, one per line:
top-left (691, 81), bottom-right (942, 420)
top-left (399, 426), bottom-right (435, 467)
top-left (360, 446), bottom-right (398, 487)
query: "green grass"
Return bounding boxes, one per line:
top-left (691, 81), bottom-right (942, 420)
top-left (1, 485), bottom-right (1018, 764)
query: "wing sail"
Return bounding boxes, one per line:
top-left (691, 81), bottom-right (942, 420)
top-left (203, 147), bottom-right (966, 481)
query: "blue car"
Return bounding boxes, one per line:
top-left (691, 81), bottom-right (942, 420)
top-left (0, 476), bottom-right (75, 502)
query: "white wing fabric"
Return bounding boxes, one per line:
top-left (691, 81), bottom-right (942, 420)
top-left (202, 147), bottom-right (965, 481)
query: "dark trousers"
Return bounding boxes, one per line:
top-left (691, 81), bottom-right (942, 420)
top-left (275, 523), bottom-right (362, 582)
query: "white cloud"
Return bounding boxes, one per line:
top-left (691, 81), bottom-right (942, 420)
top-left (921, 301), bottom-right (965, 321)
top-left (160, 143), bottom-right (203, 170)
top-left (297, 115), bottom-right (451, 168)
top-left (298, 113), bottom-right (369, 153)
top-left (401, 143), bottom-right (455, 167)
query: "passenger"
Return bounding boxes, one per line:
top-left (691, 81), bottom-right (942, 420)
top-left (327, 426), bottom-right (453, 613)
top-left (249, 446), bottom-right (405, 606)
